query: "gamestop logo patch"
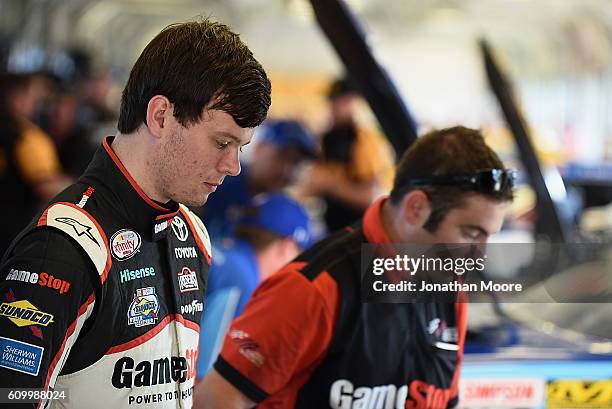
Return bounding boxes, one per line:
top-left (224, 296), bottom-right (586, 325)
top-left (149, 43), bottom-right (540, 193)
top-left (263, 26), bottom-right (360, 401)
top-left (111, 349), bottom-right (197, 389)
top-left (111, 229), bottom-right (142, 260)
top-left (329, 379), bottom-right (453, 409)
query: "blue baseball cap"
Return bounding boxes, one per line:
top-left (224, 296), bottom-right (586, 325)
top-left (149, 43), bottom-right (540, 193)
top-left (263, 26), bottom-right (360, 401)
top-left (238, 193), bottom-right (312, 249)
top-left (258, 119), bottom-right (317, 158)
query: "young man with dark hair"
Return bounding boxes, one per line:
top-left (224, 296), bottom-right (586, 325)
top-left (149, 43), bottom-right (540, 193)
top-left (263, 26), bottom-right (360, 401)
top-left (195, 126), bottom-right (514, 409)
top-left (0, 19), bottom-right (270, 408)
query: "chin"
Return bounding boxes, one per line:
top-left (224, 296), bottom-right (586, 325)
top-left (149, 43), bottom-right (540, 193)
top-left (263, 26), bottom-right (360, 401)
top-left (178, 194), bottom-right (208, 208)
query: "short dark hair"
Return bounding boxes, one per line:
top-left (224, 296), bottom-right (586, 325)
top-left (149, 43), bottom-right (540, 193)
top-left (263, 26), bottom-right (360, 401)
top-left (327, 77), bottom-right (357, 100)
top-left (389, 126), bottom-right (513, 232)
top-left (235, 226), bottom-right (284, 252)
top-left (117, 19), bottom-right (271, 133)
top-left (0, 73), bottom-right (32, 112)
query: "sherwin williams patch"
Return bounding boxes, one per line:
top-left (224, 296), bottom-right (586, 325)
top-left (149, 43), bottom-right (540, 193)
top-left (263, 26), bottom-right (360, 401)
top-left (0, 336), bottom-right (44, 376)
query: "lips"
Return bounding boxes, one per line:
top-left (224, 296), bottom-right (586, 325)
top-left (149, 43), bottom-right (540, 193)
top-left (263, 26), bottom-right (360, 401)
top-left (204, 182), bottom-right (219, 192)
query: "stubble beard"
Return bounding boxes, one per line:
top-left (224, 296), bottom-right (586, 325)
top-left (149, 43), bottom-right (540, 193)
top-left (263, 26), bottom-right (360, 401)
top-left (155, 127), bottom-right (205, 207)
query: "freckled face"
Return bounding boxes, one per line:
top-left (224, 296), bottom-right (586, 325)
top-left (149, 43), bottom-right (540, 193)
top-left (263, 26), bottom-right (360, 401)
top-left (154, 109), bottom-right (254, 207)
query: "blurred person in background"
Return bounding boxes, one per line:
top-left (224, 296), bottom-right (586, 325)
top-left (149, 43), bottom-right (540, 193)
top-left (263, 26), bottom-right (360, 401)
top-left (201, 119), bottom-right (317, 239)
top-left (196, 192), bottom-right (312, 378)
top-left (300, 78), bottom-right (395, 233)
top-left (0, 72), bottom-right (71, 255)
top-left (43, 87), bottom-right (97, 177)
top-left (75, 70), bottom-right (119, 141)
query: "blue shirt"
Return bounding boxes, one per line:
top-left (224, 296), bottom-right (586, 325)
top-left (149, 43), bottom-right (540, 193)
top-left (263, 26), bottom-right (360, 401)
top-left (196, 239), bottom-right (260, 377)
top-left (206, 239), bottom-right (260, 316)
top-left (200, 165), bottom-right (251, 239)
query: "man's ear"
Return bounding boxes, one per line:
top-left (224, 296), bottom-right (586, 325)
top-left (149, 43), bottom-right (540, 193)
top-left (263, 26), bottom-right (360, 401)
top-left (401, 190), bottom-right (431, 227)
top-left (145, 95), bottom-right (172, 138)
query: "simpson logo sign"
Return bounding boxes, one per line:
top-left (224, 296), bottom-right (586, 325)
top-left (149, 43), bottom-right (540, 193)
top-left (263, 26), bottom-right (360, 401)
top-left (111, 229), bottom-right (142, 260)
top-left (547, 379), bottom-right (612, 409)
top-left (460, 377), bottom-right (545, 408)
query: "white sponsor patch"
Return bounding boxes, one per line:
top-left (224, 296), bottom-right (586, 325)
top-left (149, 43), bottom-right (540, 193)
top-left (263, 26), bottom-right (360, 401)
top-left (177, 267), bottom-right (199, 293)
top-left (180, 300), bottom-right (203, 315)
top-left (460, 377), bottom-right (545, 408)
top-left (172, 217), bottom-right (189, 242)
top-left (154, 220), bottom-right (169, 235)
top-left (127, 287), bottom-right (160, 328)
top-left (0, 336), bottom-right (44, 376)
top-left (174, 247), bottom-right (197, 259)
top-left (111, 229), bottom-right (142, 260)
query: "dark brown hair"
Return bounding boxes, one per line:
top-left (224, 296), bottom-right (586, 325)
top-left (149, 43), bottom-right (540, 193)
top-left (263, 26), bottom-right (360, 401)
top-left (390, 126), bottom-right (513, 232)
top-left (235, 226), bottom-right (284, 252)
top-left (118, 19), bottom-right (271, 133)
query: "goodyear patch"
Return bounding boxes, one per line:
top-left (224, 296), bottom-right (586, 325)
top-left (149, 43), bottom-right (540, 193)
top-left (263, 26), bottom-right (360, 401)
top-left (547, 379), bottom-right (612, 408)
top-left (127, 287), bottom-right (159, 328)
top-left (0, 336), bottom-right (44, 376)
top-left (0, 300), bottom-right (54, 327)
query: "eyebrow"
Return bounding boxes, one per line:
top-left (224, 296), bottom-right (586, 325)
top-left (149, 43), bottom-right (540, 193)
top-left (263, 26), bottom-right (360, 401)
top-left (214, 132), bottom-right (251, 146)
top-left (462, 224), bottom-right (489, 237)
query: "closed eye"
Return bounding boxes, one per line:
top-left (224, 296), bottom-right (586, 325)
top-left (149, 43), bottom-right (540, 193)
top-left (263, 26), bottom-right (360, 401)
top-left (216, 141), bottom-right (231, 150)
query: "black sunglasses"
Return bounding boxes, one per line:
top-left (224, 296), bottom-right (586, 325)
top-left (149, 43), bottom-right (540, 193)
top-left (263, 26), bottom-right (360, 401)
top-left (406, 169), bottom-right (516, 194)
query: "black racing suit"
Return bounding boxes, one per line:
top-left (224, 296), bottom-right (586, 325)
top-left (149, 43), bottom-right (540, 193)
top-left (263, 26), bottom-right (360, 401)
top-left (0, 136), bottom-right (211, 408)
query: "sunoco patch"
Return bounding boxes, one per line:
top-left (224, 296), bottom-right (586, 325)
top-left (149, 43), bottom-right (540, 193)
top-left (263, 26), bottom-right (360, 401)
top-left (127, 287), bottom-right (160, 328)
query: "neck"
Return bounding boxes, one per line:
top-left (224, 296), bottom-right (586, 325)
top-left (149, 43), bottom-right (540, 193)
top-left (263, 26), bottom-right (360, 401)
top-left (380, 200), bottom-right (404, 243)
top-left (111, 132), bottom-right (168, 203)
top-left (255, 245), bottom-right (279, 281)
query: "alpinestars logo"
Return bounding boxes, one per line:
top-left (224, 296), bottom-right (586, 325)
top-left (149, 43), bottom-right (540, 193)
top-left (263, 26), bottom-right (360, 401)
top-left (55, 217), bottom-right (99, 247)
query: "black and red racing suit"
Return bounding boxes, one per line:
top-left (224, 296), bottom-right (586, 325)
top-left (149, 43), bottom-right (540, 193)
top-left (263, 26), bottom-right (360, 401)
top-left (214, 197), bottom-right (467, 408)
top-left (0, 136), bottom-right (211, 408)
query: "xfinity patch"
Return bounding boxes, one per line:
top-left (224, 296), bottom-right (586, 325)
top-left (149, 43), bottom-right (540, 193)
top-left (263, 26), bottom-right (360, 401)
top-left (127, 287), bottom-right (160, 327)
top-left (110, 229), bottom-right (142, 260)
top-left (0, 336), bottom-right (44, 376)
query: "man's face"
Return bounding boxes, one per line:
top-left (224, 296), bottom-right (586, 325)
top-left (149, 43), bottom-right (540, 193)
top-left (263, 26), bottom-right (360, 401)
top-left (423, 194), bottom-right (507, 244)
top-left (156, 109), bottom-right (254, 207)
top-left (250, 144), bottom-right (308, 192)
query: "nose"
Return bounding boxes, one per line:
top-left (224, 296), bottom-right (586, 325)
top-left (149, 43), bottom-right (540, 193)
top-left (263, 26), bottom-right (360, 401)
top-left (218, 147), bottom-right (241, 177)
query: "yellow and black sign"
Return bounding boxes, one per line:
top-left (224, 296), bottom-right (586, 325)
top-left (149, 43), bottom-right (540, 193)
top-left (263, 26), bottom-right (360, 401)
top-left (547, 379), bottom-right (612, 409)
top-left (0, 300), bottom-right (54, 327)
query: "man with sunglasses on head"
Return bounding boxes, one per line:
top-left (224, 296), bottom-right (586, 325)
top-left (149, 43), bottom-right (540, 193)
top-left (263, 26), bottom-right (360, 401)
top-left (195, 126), bottom-right (514, 409)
